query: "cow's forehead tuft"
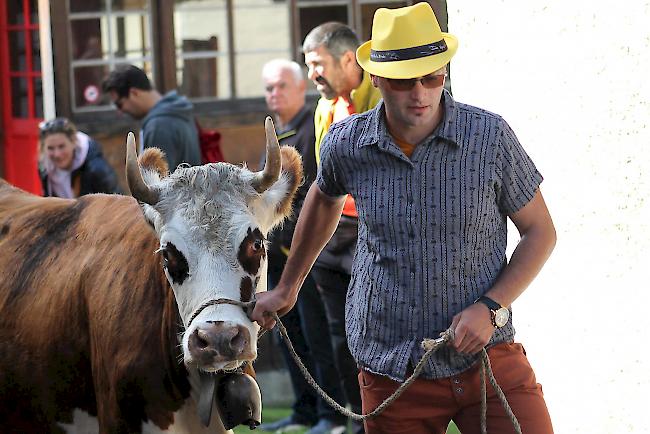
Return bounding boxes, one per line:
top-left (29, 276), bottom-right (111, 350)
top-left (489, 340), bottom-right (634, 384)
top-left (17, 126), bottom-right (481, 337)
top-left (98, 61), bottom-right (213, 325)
top-left (154, 164), bottom-right (259, 250)
top-left (167, 164), bottom-right (254, 197)
top-left (159, 165), bottom-right (254, 217)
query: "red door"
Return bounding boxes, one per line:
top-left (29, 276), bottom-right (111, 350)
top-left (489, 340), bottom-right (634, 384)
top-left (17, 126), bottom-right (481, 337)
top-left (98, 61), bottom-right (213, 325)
top-left (0, 0), bottom-right (42, 194)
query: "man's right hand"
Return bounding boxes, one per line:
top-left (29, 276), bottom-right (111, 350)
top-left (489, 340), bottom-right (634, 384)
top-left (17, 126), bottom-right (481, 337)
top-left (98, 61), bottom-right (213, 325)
top-left (251, 287), bottom-right (296, 330)
top-left (252, 183), bottom-right (347, 330)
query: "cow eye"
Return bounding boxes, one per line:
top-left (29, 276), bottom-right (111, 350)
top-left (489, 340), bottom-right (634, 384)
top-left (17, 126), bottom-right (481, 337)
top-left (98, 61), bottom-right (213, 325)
top-left (161, 242), bottom-right (190, 285)
top-left (252, 238), bottom-right (264, 252)
top-left (238, 228), bottom-right (266, 276)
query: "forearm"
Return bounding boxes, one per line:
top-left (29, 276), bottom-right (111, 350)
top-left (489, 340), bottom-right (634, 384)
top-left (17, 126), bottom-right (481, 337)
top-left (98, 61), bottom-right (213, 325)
top-left (277, 183), bottom-right (346, 299)
top-left (487, 216), bottom-right (556, 307)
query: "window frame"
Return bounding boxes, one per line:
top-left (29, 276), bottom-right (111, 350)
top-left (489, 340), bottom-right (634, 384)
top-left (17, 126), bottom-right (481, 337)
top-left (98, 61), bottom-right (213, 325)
top-left (67, 2), bottom-right (153, 113)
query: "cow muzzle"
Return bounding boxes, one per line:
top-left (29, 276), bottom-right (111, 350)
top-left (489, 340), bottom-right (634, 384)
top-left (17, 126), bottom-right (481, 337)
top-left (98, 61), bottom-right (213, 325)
top-left (188, 321), bottom-right (253, 368)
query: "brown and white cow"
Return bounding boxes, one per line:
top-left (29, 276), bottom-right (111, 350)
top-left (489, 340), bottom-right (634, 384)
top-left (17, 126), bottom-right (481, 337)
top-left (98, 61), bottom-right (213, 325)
top-left (0, 118), bottom-right (302, 433)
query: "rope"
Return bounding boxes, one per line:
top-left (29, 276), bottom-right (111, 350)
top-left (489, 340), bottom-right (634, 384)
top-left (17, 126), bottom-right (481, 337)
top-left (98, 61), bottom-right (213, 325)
top-left (187, 298), bottom-right (270, 341)
top-left (187, 297), bottom-right (521, 433)
top-left (273, 311), bottom-right (522, 433)
top-left (187, 298), bottom-right (256, 328)
top-left (276, 314), bottom-right (454, 422)
top-left (479, 349), bottom-right (522, 433)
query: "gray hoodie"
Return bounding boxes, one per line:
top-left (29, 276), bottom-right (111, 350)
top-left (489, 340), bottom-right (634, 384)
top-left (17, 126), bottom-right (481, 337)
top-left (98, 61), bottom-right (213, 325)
top-left (141, 90), bottom-right (201, 171)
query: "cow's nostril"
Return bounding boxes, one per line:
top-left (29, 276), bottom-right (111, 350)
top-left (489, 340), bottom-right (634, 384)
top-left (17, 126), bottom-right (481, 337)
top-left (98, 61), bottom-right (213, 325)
top-left (230, 330), bottom-right (247, 354)
top-left (194, 329), bottom-right (209, 350)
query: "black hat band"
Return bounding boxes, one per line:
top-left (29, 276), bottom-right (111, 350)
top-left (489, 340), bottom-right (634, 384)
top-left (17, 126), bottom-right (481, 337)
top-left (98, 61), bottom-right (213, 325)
top-left (370, 39), bottom-right (447, 62)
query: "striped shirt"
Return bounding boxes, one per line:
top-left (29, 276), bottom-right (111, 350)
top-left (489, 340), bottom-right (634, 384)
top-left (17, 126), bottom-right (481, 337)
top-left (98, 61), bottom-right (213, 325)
top-left (316, 90), bottom-right (543, 381)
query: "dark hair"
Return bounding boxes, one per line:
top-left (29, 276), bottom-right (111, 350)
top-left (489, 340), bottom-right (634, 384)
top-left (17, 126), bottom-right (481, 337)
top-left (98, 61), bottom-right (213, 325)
top-left (102, 64), bottom-right (153, 98)
top-left (302, 22), bottom-right (360, 61)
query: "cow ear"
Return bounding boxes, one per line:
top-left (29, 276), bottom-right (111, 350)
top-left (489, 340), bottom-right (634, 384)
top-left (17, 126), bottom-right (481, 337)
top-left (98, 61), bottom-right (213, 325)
top-left (135, 149), bottom-right (167, 229)
top-left (274, 146), bottom-right (303, 218)
top-left (138, 148), bottom-right (169, 184)
top-left (254, 145), bottom-right (303, 233)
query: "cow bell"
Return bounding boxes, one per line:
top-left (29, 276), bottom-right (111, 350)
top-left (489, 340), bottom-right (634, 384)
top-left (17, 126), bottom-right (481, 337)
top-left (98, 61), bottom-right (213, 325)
top-left (215, 372), bottom-right (262, 430)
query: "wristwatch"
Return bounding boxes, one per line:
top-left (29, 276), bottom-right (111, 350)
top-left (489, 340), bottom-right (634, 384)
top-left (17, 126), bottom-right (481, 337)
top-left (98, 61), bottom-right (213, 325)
top-left (475, 296), bottom-right (510, 328)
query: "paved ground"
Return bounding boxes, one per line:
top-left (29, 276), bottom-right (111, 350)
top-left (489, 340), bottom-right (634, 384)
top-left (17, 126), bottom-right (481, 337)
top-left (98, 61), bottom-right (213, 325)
top-left (450, 2), bottom-right (650, 433)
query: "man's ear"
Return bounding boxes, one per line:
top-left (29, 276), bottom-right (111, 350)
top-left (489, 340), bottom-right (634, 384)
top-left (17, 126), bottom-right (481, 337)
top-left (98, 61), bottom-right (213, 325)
top-left (371, 74), bottom-right (379, 88)
top-left (341, 50), bottom-right (356, 69)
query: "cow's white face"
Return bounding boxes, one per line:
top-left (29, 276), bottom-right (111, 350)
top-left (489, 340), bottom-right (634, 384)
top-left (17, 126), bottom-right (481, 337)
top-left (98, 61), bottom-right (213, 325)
top-left (127, 120), bottom-right (302, 372)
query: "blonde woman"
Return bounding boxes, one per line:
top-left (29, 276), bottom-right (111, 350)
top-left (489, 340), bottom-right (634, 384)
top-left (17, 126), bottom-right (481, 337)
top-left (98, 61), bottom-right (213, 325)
top-left (38, 117), bottom-right (121, 197)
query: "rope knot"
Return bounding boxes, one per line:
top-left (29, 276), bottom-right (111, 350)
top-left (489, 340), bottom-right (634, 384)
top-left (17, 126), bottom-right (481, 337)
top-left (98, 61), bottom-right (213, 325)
top-left (421, 328), bottom-right (454, 352)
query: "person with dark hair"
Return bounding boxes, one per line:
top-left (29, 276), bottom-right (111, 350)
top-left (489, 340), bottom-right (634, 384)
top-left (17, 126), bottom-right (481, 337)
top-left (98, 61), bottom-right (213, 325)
top-left (253, 3), bottom-right (556, 434)
top-left (38, 117), bottom-right (121, 197)
top-left (298, 21), bottom-right (382, 434)
top-left (102, 65), bottom-right (201, 171)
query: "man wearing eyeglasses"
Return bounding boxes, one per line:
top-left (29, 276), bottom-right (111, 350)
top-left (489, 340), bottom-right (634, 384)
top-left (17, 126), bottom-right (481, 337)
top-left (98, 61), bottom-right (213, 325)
top-left (253, 2), bottom-right (556, 434)
top-left (102, 65), bottom-right (201, 172)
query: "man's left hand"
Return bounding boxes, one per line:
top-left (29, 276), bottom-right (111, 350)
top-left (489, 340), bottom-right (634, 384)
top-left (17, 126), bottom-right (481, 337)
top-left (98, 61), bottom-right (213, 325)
top-left (450, 303), bottom-right (495, 354)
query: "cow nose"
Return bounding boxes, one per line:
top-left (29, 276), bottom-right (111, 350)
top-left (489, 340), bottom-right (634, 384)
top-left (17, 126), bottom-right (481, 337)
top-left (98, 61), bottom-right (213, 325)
top-left (189, 322), bottom-right (251, 364)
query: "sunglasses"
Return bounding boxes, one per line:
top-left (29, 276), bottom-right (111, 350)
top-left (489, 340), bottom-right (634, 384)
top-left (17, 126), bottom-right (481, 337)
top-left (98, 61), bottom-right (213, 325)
top-left (385, 73), bottom-right (447, 91)
top-left (38, 118), bottom-right (71, 136)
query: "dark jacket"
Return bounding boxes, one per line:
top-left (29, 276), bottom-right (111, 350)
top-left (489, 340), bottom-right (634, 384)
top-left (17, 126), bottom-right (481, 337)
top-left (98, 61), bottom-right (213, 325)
top-left (314, 214), bottom-right (357, 274)
top-left (269, 105), bottom-right (317, 252)
top-left (269, 104), bottom-right (358, 274)
top-left (142, 90), bottom-right (201, 171)
top-left (40, 138), bottom-right (122, 197)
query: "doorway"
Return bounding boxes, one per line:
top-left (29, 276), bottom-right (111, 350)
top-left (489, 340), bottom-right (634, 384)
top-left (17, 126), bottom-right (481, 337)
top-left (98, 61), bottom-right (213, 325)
top-left (0, 0), bottom-right (42, 194)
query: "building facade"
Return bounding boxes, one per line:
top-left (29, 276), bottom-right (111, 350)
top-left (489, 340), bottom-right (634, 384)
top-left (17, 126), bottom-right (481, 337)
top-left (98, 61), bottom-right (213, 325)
top-left (0, 0), bottom-right (447, 193)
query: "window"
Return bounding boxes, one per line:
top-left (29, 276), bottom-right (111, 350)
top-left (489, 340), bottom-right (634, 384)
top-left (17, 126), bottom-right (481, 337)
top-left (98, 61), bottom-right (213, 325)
top-left (173, 0), bottom-right (291, 100)
top-left (5, 0), bottom-right (42, 118)
top-left (68, 0), bottom-right (152, 111)
top-left (174, 0), bottom-right (228, 99)
top-left (232, 0), bottom-right (291, 98)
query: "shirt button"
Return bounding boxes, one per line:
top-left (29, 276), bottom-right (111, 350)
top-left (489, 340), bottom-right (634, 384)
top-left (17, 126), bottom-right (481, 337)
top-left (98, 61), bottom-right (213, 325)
top-left (453, 378), bottom-right (461, 384)
top-left (456, 387), bottom-right (464, 394)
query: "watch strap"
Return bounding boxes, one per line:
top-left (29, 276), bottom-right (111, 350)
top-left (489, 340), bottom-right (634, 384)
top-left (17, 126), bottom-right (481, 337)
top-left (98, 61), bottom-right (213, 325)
top-left (475, 295), bottom-right (502, 311)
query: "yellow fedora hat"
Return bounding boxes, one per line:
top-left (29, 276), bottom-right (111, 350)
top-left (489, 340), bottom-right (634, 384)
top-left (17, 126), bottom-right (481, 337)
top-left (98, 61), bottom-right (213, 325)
top-left (357, 2), bottom-right (458, 79)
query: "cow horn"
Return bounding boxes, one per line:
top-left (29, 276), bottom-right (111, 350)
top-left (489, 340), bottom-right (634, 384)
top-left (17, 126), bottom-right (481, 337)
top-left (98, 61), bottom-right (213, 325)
top-left (252, 117), bottom-right (281, 193)
top-left (126, 132), bottom-right (160, 205)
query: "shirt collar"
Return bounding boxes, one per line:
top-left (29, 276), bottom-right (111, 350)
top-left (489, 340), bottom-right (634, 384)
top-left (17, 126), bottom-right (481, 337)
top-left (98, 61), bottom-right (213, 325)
top-left (358, 88), bottom-right (460, 150)
top-left (278, 104), bottom-right (311, 136)
top-left (435, 89), bottom-right (459, 146)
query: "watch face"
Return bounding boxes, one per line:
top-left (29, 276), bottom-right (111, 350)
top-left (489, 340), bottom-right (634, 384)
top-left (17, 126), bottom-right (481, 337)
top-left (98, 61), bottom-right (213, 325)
top-left (494, 308), bottom-right (509, 327)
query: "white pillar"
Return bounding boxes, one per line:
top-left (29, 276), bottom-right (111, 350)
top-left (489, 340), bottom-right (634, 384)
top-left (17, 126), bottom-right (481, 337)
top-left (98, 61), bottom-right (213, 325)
top-left (38, 0), bottom-right (55, 119)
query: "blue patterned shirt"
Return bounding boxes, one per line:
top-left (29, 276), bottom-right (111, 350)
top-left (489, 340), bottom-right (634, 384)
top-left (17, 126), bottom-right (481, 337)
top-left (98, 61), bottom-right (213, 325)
top-left (316, 90), bottom-right (543, 381)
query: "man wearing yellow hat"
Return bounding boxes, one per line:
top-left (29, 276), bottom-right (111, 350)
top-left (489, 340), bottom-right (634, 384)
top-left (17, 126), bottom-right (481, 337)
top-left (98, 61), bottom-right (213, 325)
top-left (253, 3), bottom-right (556, 433)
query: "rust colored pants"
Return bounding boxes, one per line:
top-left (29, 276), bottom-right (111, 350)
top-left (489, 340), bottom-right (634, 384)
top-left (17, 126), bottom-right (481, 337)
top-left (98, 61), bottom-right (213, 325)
top-left (359, 343), bottom-right (553, 434)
